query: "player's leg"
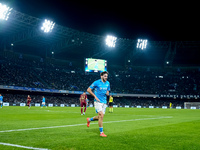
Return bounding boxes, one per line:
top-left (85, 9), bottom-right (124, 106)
top-left (98, 111), bottom-right (104, 129)
top-left (110, 102), bottom-right (113, 112)
top-left (83, 102), bottom-right (87, 115)
top-left (81, 102), bottom-right (83, 115)
top-left (81, 108), bottom-right (83, 115)
top-left (87, 102), bottom-right (100, 127)
top-left (99, 104), bottom-right (107, 137)
top-left (0, 101), bottom-right (2, 108)
top-left (87, 115), bottom-right (98, 127)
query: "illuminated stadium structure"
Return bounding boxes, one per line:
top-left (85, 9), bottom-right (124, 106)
top-left (1, 3), bottom-right (200, 150)
top-left (0, 3), bottom-right (13, 20)
top-left (0, 3), bottom-right (200, 100)
top-left (0, 3), bottom-right (200, 67)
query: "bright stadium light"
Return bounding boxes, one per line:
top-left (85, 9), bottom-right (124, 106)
top-left (136, 39), bottom-right (148, 50)
top-left (105, 35), bottom-right (117, 47)
top-left (0, 3), bottom-right (13, 21)
top-left (41, 19), bottom-right (55, 33)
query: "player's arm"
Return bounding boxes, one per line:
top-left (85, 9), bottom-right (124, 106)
top-left (106, 83), bottom-right (111, 96)
top-left (106, 91), bottom-right (109, 96)
top-left (87, 87), bottom-right (100, 102)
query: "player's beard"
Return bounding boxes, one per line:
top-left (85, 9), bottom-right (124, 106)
top-left (102, 77), bottom-right (107, 82)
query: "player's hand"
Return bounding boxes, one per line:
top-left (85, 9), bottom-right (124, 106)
top-left (94, 96), bottom-right (100, 102)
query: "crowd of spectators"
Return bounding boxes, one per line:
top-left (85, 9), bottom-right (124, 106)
top-left (1, 52), bottom-right (200, 96)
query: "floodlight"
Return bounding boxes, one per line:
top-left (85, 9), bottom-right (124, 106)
top-left (41, 19), bottom-right (55, 33)
top-left (136, 39), bottom-right (148, 50)
top-left (0, 3), bottom-right (13, 21)
top-left (105, 35), bottom-right (117, 47)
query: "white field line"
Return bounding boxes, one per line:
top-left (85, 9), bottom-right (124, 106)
top-left (0, 116), bottom-right (172, 133)
top-left (0, 142), bottom-right (50, 150)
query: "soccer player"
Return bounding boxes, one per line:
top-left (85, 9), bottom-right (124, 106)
top-left (80, 92), bottom-right (88, 115)
top-left (0, 94), bottom-right (3, 108)
top-left (41, 96), bottom-right (47, 108)
top-left (27, 95), bottom-right (31, 109)
top-left (87, 71), bottom-right (110, 137)
top-left (169, 102), bottom-right (172, 109)
top-left (108, 95), bottom-right (113, 113)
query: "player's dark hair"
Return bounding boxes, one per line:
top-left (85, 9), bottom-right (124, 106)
top-left (100, 71), bottom-right (109, 76)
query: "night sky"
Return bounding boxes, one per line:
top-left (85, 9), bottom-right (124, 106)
top-left (6, 0), bottom-right (200, 41)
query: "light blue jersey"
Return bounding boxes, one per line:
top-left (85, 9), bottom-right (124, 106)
top-left (0, 96), bottom-right (3, 102)
top-left (42, 97), bottom-right (45, 102)
top-left (89, 79), bottom-right (110, 104)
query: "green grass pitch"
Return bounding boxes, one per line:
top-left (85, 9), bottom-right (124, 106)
top-left (0, 106), bottom-right (200, 150)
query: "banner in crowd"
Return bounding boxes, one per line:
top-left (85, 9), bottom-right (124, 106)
top-left (1, 85), bottom-right (200, 99)
top-left (0, 103), bottom-right (199, 109)
top-left (3, 102), bottom-right (9, 106)
top-left (48, 104), bottom-right (53, 107)
top-left (60, 104), bottom-right (65, 107)
top-left (20, 103), bottom-right (26, 106)
top-left (35, 103), bottom-right (40, 107)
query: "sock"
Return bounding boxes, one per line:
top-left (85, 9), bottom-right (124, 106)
top-left (111, 108), bottom-right (113, 112)
top-left (99, 127), bottom-right (103, 134)
top-left (109, 108), bottom-right (111, 112)
top-left (81, 107), bottom-right (83, 114)
top-left (89, 117), bottom-right (94, 122)
top-left (84, 107), bottom-right (86, 112)
top-left (1, 105), bottom-right (2, 108)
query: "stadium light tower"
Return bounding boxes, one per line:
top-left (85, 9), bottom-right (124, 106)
top-left (105, 35), bottom-right (117, 48)
top-left (41, 19), bottom-right (55, 33)
top-left (0, 3), bottom-right (13, 21)
top-left (136, 39), bottom-right (148, 50)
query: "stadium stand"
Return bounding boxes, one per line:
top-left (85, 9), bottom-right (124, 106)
top-left (1, 51), bottom-right (200, 96)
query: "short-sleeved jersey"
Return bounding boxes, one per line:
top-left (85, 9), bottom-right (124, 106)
top-left (0, 96), bottom-right (3, 101)
top-left (109, 96), bottom-right (113, 103)
top-left (27, 97), bottom-right (31, 102)
top-left (89, 79), bottom-right (110, 104)
top-left (42, 97), bottom-right (45, 102)
top-left (80, 94), bottom-right (87, 103)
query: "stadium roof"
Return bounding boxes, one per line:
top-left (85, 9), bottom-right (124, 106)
top-left (0, 2), bottom-right (200, 66)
